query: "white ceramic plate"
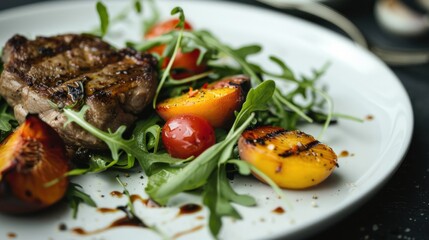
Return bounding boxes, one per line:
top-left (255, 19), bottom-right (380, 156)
top-left (0, 1), bottom-right (413, 240)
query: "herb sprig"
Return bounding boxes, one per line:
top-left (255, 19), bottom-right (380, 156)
top-left (0, 97), bottom-right (17, 141)
top-left (66, 183), bottom-right (97, 219)
top-left (62, 107), bottom-right (190, 175)
top-left (129, 29), bottom-right (336, 134)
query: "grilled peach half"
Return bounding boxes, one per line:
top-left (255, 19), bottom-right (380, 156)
top-left (156, 75), bottom-right (250, 128)
top-left (238, 126), bottom-right (338, 189)
top-left (0, 115), bottom-right (69, 214)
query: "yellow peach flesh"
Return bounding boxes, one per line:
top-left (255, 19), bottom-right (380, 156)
top-left (238, 126), bottom-right (337, 189)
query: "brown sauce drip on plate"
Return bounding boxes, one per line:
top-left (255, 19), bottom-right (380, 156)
top-left (7, 232), bottom-right (17, 238)
top-left (272, 206), bottom-right (285, 214)
top-left (339, 150), bottom-right (349, 157)
top-left (178, 203), bottom-right (202, 216)
top-left (97, 207), bottom-right (119, 213)
top-left (172, 225), bottom-right (204, 239)
top-left (110, 191), bottom-right (123, 198)
top-left (73, 205), bottom-right (147, 235)
top-left (130, 194), bottom-right (160, 208)
top-left (72, 215), bottom-right (147, 235)
top-left (130, 194), bottom-right (148, 205)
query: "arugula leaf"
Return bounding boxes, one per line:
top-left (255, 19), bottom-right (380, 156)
top-left (146, 80), bottom-right (275, 205)
top-left (132, 114), bottom-right (162, 152)
top-left (96, 1), bottom-right (109, 37)
top-left (171, 7), bottom-right (185, 28)
top-left (62, 106), bottom-right (187, 176)
top-left (203, 165), bottom-right (256, 236)
top-left (228, 160), bottom-right (290, 209)
top-left (266, 55), bottom-right (296, 80)
top-left (0, 97), bottom-right (17, 141)
top-left (136, 152), bottom-right (191, 176)
top-left (66, 183), bottom-right (97, 219)
top-left (63, 154), bottom-right (120, 177)
top-left (145, 167), bottom-right (183, 195)
top-left (233, 45), bottom-right (262, 60)
top-left (152, 7), bottom-right (186, 108)
top-left (146, 114), bottom-right (254, 204)
top-left (129, 12), bottom-right (338, 132)
top-left (116, 177), bottom-right (136, 215)
top-left (116, 176), bottom-right (168, 238)
top-left (233, 80), bottom-right (275, 128)
top-left (0, 98), bottom-right (16, 132)
top-left (134, 0), bottom-right (142, 14)
top-left (64, 106), bottom-right (130, 161)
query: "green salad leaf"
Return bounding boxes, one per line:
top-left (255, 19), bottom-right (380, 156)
top-left (146, 80), bottom-right (275, 206)
top-left (0, 97), bottom-right (17, 141)
top-left (66, 183), bottom-right (97, 219)
top-left (134, 0), bottom-right (142, 14)
top-left (152, 7), bottom-right (186, 108)
top-left (203, 165), bottom-right (256, 236)
top-left (96, 1), bottom-right (109, 37)
top-left (61, 107), bottom-right (188, 176)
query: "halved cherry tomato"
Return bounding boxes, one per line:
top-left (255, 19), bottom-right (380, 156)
top-left (145, 19), bottom-right (193, 40)
top-left (162, 115), bottom-right (215, 159)
top-left (145, 19), bottom-right (207, 80)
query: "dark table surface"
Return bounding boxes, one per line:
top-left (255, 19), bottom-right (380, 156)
top-left (0, 0), bottom-right (428, 239)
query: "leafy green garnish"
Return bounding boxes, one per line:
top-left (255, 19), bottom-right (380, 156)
top-left (0, 99), bottom-right (16, 132)
top-left (228, 160), bottom-right (289, 208)
top-left (0, 54), bottom-right (14, 135)
top-left (146, 80), bottom-right (275, 236)
top-left (0, 97), bottom-right (17, 141)
top-left (134, 0), bottom-right (142, 14)
top-left (62, 77), bottom-right (275, 237)
top-left (152, 7), bottom-right (186, 108)
top-left (116, 176), bottom-right (168, 239)
top-left (62, 106), bottom-right (188, 176)
top-left (116, 177), bottom-right (136, 215)
top-left (203, 165), bottom-right (256, 236)
top-left (66, 183), bottom-right (97, 219)
top-left (96, 1), bottom-right (109, 38)
top-left (130, 28), bottom-right (339, 133)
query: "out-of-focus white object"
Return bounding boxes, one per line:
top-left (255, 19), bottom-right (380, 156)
top-left (258, 0), bottom-right (429, 65)
top-left (375, 0), bottom-right (429, 36)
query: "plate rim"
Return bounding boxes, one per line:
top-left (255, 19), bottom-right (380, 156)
top-left (0, 0), bottom-right (414, 239)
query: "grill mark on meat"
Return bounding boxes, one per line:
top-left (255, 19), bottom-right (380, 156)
top-left (0, 34), bottom-right (158, 152)
top-left (4, 34), bottom-right (122, 88)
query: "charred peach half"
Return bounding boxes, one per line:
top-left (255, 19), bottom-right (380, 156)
top-left (156, 75), bottom-right (250, 128)
top-left (0, 115), bottom-right (69, 214)
top-left (238, 126), bottom-right (338, 189)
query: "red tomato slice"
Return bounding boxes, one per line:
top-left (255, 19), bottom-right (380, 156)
top-left (162, 115), bottom-right (216, 159)
top-left (145, 19), bottom-right (207, 80)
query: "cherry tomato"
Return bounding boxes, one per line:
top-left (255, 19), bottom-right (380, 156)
top-left (145, 19), bottom-right (193, 40)
top-left (145, 19), bottom-right (207, 80)
top-left (162, 115), bottom-right (216, 159)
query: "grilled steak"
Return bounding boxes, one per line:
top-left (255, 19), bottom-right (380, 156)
top-left (0, 34), bottom-right (158, 151)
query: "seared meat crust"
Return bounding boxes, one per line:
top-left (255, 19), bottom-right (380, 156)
top-left (0, 34), bottom-right (158, 150)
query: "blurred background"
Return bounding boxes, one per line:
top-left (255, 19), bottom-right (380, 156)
top-left (252, 0), bottom-right (429, 66)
